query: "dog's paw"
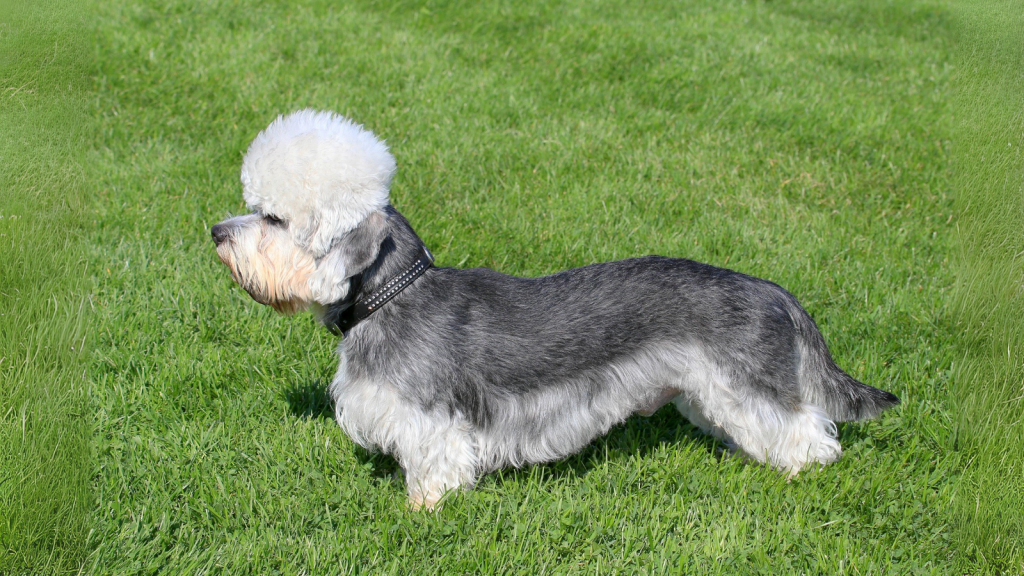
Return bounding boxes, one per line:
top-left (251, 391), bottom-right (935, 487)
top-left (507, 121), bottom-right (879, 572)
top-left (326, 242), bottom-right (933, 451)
top-left (408, 493), bottom-right (443, 512)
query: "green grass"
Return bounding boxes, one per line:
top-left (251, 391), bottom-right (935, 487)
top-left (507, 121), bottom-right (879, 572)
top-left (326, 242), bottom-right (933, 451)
top-left (83, 0), bottom-right (958, 573)
top-left (5, 0), bottom-right (1024, 572)
top-left (949, 0), bottom-right (1024, 571)
top-left (0, 1), bottom-right (93, 573)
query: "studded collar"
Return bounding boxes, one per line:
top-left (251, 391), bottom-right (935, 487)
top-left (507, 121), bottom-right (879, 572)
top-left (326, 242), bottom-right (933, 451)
top-left (325, 245), bottom-right (433, 335)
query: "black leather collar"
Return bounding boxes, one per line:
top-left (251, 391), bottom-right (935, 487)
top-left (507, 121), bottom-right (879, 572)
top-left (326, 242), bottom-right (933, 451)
top-left (325, 245), bottom-right (434, 335)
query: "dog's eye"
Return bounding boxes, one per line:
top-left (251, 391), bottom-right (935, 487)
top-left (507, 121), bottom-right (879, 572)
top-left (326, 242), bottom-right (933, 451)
top-left (264, 214), bottom-right (286, 227)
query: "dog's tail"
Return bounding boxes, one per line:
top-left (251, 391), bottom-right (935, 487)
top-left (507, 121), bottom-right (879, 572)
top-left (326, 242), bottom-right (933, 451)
top-left (787, 299), bottom-right (900, 422)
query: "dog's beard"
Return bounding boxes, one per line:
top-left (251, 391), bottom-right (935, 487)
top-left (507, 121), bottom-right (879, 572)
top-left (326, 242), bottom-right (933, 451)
top-left (216, 228), bottom-right (316, 315)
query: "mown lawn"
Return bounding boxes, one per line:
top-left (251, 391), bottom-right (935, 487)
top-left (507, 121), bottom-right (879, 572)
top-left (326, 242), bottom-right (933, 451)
top-left (0, 2), bottom-right (92, 573)
top-left (2, 0), bottom-right (1022, 573)
top-left (949, 0), bottom-right (1024, 570)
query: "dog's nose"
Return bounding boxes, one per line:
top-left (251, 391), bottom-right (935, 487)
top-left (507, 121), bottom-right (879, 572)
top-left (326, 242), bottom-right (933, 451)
top-left (211, 223), bottom-right (230, 246)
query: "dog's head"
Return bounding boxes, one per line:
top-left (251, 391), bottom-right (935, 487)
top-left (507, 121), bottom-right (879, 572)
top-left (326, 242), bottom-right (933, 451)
top-left (211, 110), bottom-right (392, 313)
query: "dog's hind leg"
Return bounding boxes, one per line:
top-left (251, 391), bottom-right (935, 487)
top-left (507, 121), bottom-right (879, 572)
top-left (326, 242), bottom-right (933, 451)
top-left (725, 400), bottom-right (840, 474)
top-left (762, 402), bottom-right (842, 474)
top-left (395, 414), bottom-right (479, 511)
top-left (672, 395), bottom-right (736, 449)
top-left (675, 364), bottom-right (841, 474)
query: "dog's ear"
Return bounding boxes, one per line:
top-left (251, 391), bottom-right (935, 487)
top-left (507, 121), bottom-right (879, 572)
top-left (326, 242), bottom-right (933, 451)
top-left (308, 210), bottom-right (388, 304)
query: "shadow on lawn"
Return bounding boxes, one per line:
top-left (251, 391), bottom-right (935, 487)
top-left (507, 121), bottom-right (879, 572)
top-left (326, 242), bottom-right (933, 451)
top-left (283, 379), bottom-right (334, 420)
top-left (488, 414), bottom-right (879, 489)
top-left (282, 379), bottom-right (404, 478)
top-left (489, 407), bottom-right (723, 488)
top-left (282, 378), bottom-right (881, 483)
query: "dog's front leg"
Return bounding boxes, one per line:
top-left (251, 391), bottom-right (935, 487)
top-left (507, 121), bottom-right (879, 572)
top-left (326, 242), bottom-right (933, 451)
top-left (396, 416), bottom-right (479, 511)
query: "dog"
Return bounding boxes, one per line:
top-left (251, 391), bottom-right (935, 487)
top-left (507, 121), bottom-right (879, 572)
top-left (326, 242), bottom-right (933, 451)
top-left (211, 110), bottom-right (900, 510)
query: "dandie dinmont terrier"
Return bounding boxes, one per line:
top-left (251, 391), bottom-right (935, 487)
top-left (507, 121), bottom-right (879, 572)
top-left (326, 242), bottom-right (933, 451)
top-left (212, 110), bottom-right (900, 510)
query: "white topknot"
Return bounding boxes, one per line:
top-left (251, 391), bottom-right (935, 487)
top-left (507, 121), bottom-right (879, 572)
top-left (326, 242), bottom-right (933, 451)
top-left (240, 109), bottom-right (396, 256)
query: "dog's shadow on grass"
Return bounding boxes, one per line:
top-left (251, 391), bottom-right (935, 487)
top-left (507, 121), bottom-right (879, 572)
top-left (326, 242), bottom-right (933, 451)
top-left (283, 379), bottom-right (402, 478)
top-left (488, 415), bottom-right (879, 490)
top-left (488, 407), bottom-right (723, 489)
top-left (283, 379), bottom-right (334, 420)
